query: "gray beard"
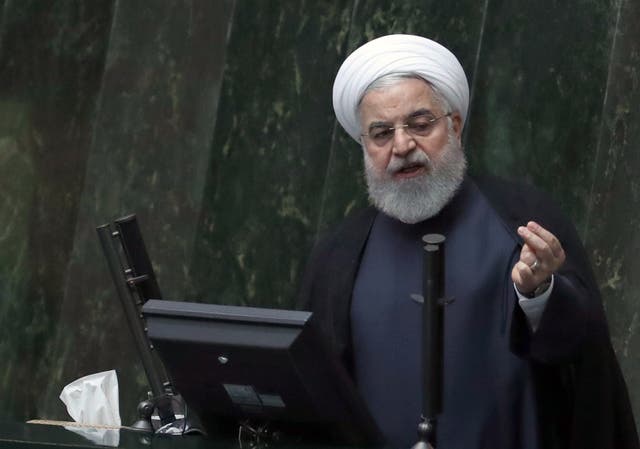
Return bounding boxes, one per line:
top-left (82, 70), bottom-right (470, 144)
top-left (364, 133), bottom-right (467, 224)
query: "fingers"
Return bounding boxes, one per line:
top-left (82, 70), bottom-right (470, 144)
top-left (512, 258), bottom-right (543, 294)
top-left (512, 221), bottom-right (566, 294)
top-left (519, 243), bottom-right (537, 267)
top-left (517, 221), bottom-right (566, 269)
top-left (525, 221), bottom-right (564, 258)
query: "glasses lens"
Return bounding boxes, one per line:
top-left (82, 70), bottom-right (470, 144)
top-left (369, 126), bottom-right (394, 146)
top-left (366, 113), bottom-right (445, 145)
top-left (407, 115), bottom-right (436, 136)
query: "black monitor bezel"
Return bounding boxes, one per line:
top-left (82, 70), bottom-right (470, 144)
top-left (141, 299), bottom-right (382, 446)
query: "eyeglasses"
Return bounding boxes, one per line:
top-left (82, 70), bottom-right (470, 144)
top-left (361, 112), bottom-right (451, 147)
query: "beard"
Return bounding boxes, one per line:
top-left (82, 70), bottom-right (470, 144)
top-left (364, 130), bottom-right (467, 224)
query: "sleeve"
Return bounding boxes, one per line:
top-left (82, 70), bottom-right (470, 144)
top-left (503, 182), bottom-right (602, 364)
top-left (515, 274), bottom-right (555, 331)
top-left (525, 273), bottom-right (589, 362)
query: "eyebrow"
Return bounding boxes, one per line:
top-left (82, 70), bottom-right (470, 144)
top-left (408, 108), bottom-right (435, 118)
top-left (367, 108), bottom-right (436, 129)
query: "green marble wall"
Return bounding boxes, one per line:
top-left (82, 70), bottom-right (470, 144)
top-left (0, 0), bottom-right (116, 419)
top-left (582, 0), bottom-right (640, 417)
top-left (0, 0), bottom-right (639, 430)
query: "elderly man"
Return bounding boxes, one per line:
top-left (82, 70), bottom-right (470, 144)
top-left (298, 35), bottom-right (638, 448)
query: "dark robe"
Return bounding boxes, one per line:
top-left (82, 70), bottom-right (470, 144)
top-left (351, 178), bottom-right (538, 448)
top-left (298, 175), bottom-right (638, 449)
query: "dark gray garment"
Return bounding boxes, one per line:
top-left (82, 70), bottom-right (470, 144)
top-left (351, 179), bottom-right (540, 449)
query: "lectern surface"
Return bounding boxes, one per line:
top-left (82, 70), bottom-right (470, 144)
top-left (0, 421), bottom-right (373, 449)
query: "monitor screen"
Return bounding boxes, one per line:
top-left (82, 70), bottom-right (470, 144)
top-left (141, 299), bottom-right (382, 446)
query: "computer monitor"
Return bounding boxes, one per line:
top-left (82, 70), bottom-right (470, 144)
top-left (141, 299), bottom-right (382, 446)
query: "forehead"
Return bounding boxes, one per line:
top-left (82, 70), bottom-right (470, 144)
top-left (358, 78), bottom-right (440, 124)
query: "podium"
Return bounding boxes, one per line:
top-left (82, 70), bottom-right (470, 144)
top-left (1, 420), bottom-right (376, 449)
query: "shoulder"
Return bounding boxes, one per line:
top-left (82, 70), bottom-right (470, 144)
top-left (304, 206), bottom-right (377, 273)
top-left (473, 174), bottom-right (575, 242)
top-left (474, 175), bottom-right (563, 220)
top-left (316, 207), bottom-right (377, 249)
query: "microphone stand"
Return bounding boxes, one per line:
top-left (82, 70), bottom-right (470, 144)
top-left (411, 234), bottom-right (447, 449)
top-left (97, 214), bottom-right (201, 435)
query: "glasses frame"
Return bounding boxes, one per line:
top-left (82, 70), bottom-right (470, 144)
top-left (360, 112), bottom-right (452, 147)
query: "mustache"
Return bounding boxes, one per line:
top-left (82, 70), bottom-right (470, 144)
top-left (386, 150), bottom-right (432, 175)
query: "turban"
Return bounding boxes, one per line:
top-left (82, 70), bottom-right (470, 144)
top-left (332, 34), bottom-right (469, 142)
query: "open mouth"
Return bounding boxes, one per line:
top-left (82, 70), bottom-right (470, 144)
top-left (394, 163), bottom-right (425, 177)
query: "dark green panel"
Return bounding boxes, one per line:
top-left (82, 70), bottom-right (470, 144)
top-left (190, 0), bottom-right (353, 309)
top-left (315, 0), bottom-right (489, 233)
top-left (0, 1), bottom-right (6, 31)
top-left (38, 0), bottom-right (235, 423)
top-left (582, 0), bottom-right (640, 422)
top-left (0, 0), bottom-right (115, 420)
top-left (466, 0), bottom-right (613, 232)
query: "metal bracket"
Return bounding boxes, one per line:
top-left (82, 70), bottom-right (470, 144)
top-left (410, 294), bottom-right (455, 306)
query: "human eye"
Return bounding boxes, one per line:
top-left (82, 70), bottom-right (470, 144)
top-left (370, 126), bottom-right (394, 142)
top-left (407, 116), bottom-right (435, 134)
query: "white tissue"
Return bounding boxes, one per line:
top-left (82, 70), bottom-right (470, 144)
top-left (59, 370), bottom-right (122, 427)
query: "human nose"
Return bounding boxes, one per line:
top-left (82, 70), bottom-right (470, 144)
top-left (391, 125), bottom-right (416, 156)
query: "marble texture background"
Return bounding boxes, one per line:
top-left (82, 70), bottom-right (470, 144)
top-left (0, 0), bottom-right (638, 429)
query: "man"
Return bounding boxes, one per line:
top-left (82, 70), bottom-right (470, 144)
top-left (298, 34), bottom-right (638, 448)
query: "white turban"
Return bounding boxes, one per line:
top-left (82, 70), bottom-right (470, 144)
top-left (332, 34), bottom-right (469, 142)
